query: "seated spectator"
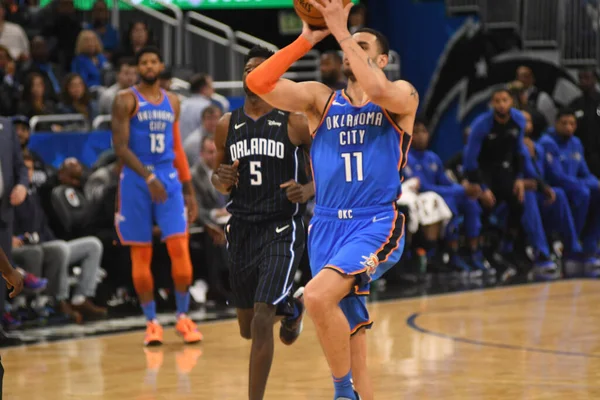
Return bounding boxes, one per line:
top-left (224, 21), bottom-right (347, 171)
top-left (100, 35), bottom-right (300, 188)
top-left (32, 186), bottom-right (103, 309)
top-left (184, 105), bottom-right (222, 165)
top-left (112, 20), bottom-right (153, 66)
top-left (18, 72), bottom-right (57, 118)
top-left (57, 73), bottom-right (99, 123)
top-left (191, 136), bottom-right (229, 299)
top-left (84, 0), bottom-right (119, 61)
top-left (71, 30), bottom-right (108, 89)
top-left (41, 0), bottom-right (81, 73)
top-left (522, 136), bottom-right (599, 277)
top-left (538, 109), bottom-right (600, 269)
top-left (13, 115), bottom-right (55, 187)
top-left (464, 88), bottom-right (558, 280)
top-left (319, 51), bottom-right (346, 90)
top-left (0, 45), bottom-right (18, 115)
top-left (98, 57), bottom-right (137, 115)
top-left (180, 73), bottom-right (229, 140)
top-left (17, 36), bottom-right (62, 99)
top-left (516, 66), bottom-right (557, 127)
top-left (13, 151), bottom-right (107, 323)
top-left (0, 0), bottom-right (29, 61)
top-left (406, 118), bottom-right (488, 275)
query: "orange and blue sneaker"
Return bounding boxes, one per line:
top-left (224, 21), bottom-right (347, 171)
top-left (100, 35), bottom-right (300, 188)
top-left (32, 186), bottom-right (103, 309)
top-left (144, 320), bottom-right (163, 346)
top-left (279, 287), bottom-right (305, 345)
top-left (175, 315), bottom-right (203, 344)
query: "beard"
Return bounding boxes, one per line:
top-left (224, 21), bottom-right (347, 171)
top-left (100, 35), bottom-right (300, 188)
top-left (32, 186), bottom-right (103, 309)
top-left (494, 109), bottom-right (509, 120)
top-left (140, 75), bottom-right (158, 85)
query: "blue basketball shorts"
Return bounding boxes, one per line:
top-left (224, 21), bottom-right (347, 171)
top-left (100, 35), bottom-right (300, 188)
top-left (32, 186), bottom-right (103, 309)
top-left (308, 203), bottom-right (406, 334)
top-left (116, 166), bottom-right (187, 245)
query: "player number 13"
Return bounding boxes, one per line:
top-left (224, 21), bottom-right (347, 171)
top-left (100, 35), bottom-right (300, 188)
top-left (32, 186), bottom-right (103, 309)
top-left (150, 133), bottom-right (165, 154)
top-left (341, 152), bottom-right (364, 182)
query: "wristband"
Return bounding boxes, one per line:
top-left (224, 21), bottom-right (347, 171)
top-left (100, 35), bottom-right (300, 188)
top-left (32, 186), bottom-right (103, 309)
top-left (146, 174), bottom-right (156, 184)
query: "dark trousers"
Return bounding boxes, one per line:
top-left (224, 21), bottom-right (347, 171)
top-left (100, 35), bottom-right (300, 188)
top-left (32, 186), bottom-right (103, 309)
top-left (0, 212), bottom-right (13, 316)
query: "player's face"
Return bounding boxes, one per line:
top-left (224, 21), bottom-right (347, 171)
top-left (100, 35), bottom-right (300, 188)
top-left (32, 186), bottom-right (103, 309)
top-left (243, 57), bottom-right (266, 96)
top-left (555, 115), bottom-right (577, 138)
top-left (137, 53), bottom-right (164, 85)
top-left (411, 123), bottom-right (429, 150)
top-left (343, 32), bottom-right (388, 80)
top-left (491, 91), bottom-right (513, 118)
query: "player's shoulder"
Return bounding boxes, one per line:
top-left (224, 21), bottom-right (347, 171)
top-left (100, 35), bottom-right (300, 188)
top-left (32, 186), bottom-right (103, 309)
top-left (165, 90), bottom-right (180, 106)
top-left (538, 133), bottom-right (559, 148)
top-left (470, 110), bottom-right (494, 129)
top-left (112, 88), bottom-right (136, 115)
top-left (217, 112), bottom-right (233, 129)
top-left (424, 150), bottom-right (442, 163)
top-left (510, 108), bottom-right (526, 126)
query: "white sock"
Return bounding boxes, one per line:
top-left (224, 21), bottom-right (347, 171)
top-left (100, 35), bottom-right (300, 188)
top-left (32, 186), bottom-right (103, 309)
top-left (71, 295), bottom-right (86, 306)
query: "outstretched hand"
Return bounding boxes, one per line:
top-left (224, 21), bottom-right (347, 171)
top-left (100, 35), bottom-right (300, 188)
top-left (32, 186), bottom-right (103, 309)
top-left (307, 0), bottom-right (353, 39)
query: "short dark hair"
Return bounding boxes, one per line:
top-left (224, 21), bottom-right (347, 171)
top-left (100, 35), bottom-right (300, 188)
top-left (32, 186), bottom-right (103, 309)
top-left (244, 46), bottom-right (275, 65)
top-left (200, 135), bottom-right (215, 152)
top-left (189, 73), bottom-right (211, 93)
top-left (135, 46), bottom-right (162, 65)
top-left (491, 86), bottom-right (512, 98)
top-left (354, 27), bottom-right (389, 56)
top-left (201, 105), bottom-right (221, 120)
top-left (322, 50), bottom-right (342, 64)
top-left (556, 108), bottom-right (576, 121)
top-left (414, 115), bottom-right (429, 128)
top-left (117, 57), bottom-right (136, 71)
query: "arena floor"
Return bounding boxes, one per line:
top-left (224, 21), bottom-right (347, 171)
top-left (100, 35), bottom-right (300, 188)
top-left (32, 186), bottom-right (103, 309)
top-left (4, 279), bottom-right (600, 399)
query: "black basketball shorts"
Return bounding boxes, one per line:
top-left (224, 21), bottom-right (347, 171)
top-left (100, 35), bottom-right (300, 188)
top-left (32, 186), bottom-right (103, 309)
top-left (225, 215), bottom-right (305, 310)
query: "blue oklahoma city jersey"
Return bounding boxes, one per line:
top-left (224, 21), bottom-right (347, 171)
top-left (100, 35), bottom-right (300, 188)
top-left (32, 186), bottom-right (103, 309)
top-left (312, 91), bottom-right (410, 209)
top-left (308, 90), bottom-right (410, 335)
top-left (129, 86), bottom-right (176, 167)
top-left (116, 87), bottom-right (186, 245)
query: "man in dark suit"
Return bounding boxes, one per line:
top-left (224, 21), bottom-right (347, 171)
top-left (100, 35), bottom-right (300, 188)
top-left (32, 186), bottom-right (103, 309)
top-left (0, 117), bottom-right (29, 317)
top-left (191, 135), bottom-right (229, 301)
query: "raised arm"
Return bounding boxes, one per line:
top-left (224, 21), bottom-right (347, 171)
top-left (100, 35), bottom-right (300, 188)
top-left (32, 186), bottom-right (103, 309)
top-left (111, 91), bottom-right (152, 181)
top-left (311, 0), bottom-right (418, 116)
top-left (246, 27), bottom-right (333, 118)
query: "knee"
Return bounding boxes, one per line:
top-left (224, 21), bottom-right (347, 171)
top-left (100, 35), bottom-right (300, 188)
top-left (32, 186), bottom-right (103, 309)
top-left (251, 304), bottom-right (275, 337)
top-left (87, 237), bottom-right (103, 256)
top-left (54, 241), bottom-right (71, 264)
top-left (304, 276), bottom-right (338, 315)
top-left (166, 236), bottom-right (189, 259)
top-left (239, 324), bottom-right (252, 340)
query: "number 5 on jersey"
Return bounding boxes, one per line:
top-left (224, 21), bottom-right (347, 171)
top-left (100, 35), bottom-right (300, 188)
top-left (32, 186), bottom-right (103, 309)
top-left (250, 161), bottom-right (262, 185)
top-left (150, 133), bottom-right (165, 154)
top-left (341, 152), bottom-right (363, 182)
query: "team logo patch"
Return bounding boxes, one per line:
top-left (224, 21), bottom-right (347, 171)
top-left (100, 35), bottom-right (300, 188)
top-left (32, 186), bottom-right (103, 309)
top-left (361, 253), bottom-right (380, 277)
top-left (429, 163), bottom-right (438, 172)
top-left (573, 152), bottom-right (581, 161)
top-left (546, 152), bottom-right (553, 163)
top-left (65, 188), bottom-right (81, 207)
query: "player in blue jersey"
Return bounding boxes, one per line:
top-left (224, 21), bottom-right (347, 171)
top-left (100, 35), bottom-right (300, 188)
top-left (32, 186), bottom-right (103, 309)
top-left (111, 46), bottom-right (203, 346)
top-left (246, 2), bottom-right (417, 399)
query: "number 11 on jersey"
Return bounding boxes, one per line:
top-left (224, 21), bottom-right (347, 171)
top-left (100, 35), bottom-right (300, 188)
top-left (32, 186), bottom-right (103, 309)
top-left (341, 152), bottom-right (363, 182)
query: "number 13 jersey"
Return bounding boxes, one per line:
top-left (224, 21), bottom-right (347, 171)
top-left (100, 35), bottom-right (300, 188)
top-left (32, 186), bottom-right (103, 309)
top-left (225, 107), bottom-right (307, 223)
top-left (312, 90), bottom-right (412, 210)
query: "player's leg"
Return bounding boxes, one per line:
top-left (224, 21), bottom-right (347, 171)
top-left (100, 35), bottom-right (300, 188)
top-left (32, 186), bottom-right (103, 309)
top-left (116, 172), bottom-right (158, 345)
top-left (155, 180), bottom-right (202, 344)
top-left (582, 187), bottom-right (600, 254)
top-left (564, 186), bottom-right (590, 237)
top-left (350, 328), bottom-right (372, 400)
top-left (444, 196), bottom-right (472, 274)
top-left (247, 217), bottom-right (305, 400)
top-left (305, 209), bottom-right (404, 400)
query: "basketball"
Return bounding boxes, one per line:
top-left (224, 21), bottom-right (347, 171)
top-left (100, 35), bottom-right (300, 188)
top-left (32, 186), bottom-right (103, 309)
top-left (293, 0), bottom-right (353, 29)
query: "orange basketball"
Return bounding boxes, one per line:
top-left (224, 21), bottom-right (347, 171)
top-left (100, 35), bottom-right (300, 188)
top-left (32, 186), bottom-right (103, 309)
top-left (293, 0), bottom-right (353, 29)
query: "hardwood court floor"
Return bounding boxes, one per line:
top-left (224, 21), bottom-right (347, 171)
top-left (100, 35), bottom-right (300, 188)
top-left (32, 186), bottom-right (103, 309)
top-left (4, 279), bottom-right (600, 399)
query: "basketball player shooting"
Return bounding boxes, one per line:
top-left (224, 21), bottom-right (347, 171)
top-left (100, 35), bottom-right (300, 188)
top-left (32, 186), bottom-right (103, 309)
top-left (246, 1), bottom-right (418, 399)
top-left (112, 46), bottom-right (203, 347)
top-left (211, 46), bottom-right (313, 400)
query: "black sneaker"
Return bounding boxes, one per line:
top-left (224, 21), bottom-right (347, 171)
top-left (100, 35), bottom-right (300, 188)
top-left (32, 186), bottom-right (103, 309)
top-left (336, 391), bottom-right (361, 400)
top-left (279, 287), bottom-right (304, 345)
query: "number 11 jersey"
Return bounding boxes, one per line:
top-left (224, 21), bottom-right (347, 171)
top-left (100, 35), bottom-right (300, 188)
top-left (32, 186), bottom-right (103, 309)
top-left (225, 107), bottom-right (307, 223)
top-left (311, 90), bottom-right (412, 210)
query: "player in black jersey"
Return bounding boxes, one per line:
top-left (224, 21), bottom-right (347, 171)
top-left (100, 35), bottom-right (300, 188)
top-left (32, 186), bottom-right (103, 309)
top-left (212, 46), bottom-right (313, 400)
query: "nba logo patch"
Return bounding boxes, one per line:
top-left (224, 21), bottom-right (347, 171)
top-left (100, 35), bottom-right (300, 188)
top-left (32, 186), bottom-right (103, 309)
top-left (361, 253), bottom-right (379, 277)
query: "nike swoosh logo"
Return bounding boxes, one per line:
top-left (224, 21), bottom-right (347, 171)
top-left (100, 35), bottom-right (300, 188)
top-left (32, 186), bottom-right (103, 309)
top-left (275, 225), bottom-right (290, 234)
top-left (372, 216), bottom-right (390, 223)
top-left (332, 101), bottom-right (345, 106)
top-left (235, 122), bottom-right (246, 129)
top-left (138, 101), bottom-right (148, 107)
